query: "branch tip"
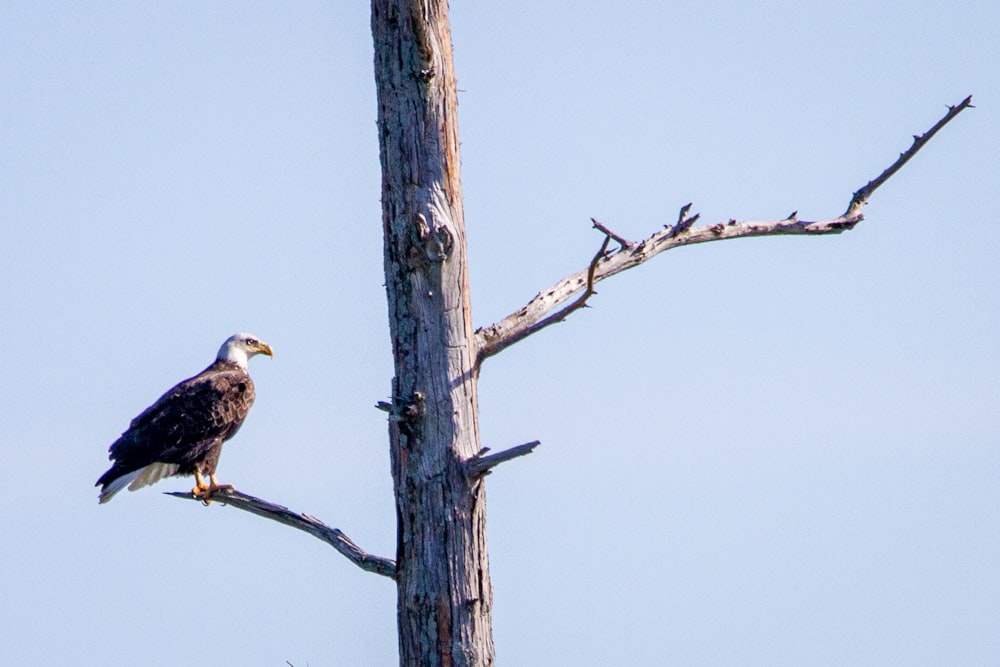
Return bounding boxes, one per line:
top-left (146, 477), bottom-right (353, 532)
top-left (670, 203), bottom-right (699, 236)
top-left (591, 218), bottom-right (631, 249)
top-left (846, 94), bottom-right (973, 215)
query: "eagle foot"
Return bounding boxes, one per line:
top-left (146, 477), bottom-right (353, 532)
top-left (191, 483), bottom-right (233, 506)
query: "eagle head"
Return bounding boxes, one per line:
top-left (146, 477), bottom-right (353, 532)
top-left (218, 333), bottom-right (274, 368)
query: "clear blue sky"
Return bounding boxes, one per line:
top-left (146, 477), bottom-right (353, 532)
top-left (2, 2), bottom-right (997, 665)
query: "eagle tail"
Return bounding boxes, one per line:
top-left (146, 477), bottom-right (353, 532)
top-left (97, 470), bottom-right (141, 504)
top-left (97, 462), bottom-right (181, 503)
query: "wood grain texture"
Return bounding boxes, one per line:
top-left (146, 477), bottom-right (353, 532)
top-left (372, 0), bottom-right (494, 664)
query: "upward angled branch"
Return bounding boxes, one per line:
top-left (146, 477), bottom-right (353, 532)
top-left (846, 95), bottom-right (974, 217)
top-left (474, 96), bottom-right (973, 367)
top-left (477, 234), bottom-right (610, 363)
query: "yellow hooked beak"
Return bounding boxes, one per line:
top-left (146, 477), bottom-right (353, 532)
top-left (250, 340), bottom-right (274, 357)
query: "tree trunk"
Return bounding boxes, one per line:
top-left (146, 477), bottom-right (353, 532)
top-left (371, 1), bottom-right (494, 665)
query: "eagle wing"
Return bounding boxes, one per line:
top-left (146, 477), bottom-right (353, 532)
top-left (99, 365), bottom-right (255, 484)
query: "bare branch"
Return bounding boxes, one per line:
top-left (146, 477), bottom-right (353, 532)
top-left (466, 441), bottom-right (541, 478)
top-left (166, 488), bottom-right (396, 579)
top-left (846, 95), bottom-right (974, 217)
top-left (475, 96), bottom-right (973, 365)
top-left (475, 233), bottom-right (610, 367)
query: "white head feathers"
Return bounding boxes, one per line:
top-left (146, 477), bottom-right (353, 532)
top-left (217, 333), bottom-right (274, 369)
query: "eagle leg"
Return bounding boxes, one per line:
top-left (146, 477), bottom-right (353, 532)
top-left (208, 473), bottom-right (234, 494)
top-left (191, 470), bottom-right (214, 505)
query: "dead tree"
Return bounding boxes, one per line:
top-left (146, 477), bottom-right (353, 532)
top-left (174, 1), bottom-right (971, 665)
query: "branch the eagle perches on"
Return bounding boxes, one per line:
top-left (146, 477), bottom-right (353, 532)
top-left (167, 489), bottom-right (397, 578)
top-left (170, 96), bottom-right (971, 578)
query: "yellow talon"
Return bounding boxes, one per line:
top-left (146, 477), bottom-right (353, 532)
top-left (190, 472), bottom-right (233, 505)
top-left (191, 471), bottom-right (215, 505)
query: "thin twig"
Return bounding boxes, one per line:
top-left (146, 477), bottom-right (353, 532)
top-left (591, 218), bottom-right (631, 249)
top-left (166, 488), bottom-right (397, 579)
top-left (474, 96), bottom-right (973, 365)
top-left (846, 95), bottom-right (974, 217)
top-left (466, 441), bottom-right (541, 478)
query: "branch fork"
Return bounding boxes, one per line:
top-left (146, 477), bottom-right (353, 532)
top-left (473, 96), bottom-right (972, 367)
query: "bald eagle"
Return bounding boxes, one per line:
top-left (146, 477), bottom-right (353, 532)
top-left (96, 333), bottom-right (273, 504)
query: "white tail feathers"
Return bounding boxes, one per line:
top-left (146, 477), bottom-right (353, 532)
top-left (128, 462), bottom-right (180, 491)
top-left (98, 462), bottom-right (181, 503)
top-left (98, 470), bottom-right (140, 503)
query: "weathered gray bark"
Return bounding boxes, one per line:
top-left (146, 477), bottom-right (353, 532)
top-left (372, 1), bottom-right (493, 664)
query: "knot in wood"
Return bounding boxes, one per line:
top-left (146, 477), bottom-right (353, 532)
top-left (409, 213), bottom-right (454, 265)
top-left (421, 214), bottom-right (454, 262)
top-left (424, 225), bottom-right (453, 262)
top-left (402, 391), bottom-right (426, 422)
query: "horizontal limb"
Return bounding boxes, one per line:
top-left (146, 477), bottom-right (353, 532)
top-left (166, 488), bottom-right (396, 580)
top-left (474, 96), bottom-right (973, 365)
